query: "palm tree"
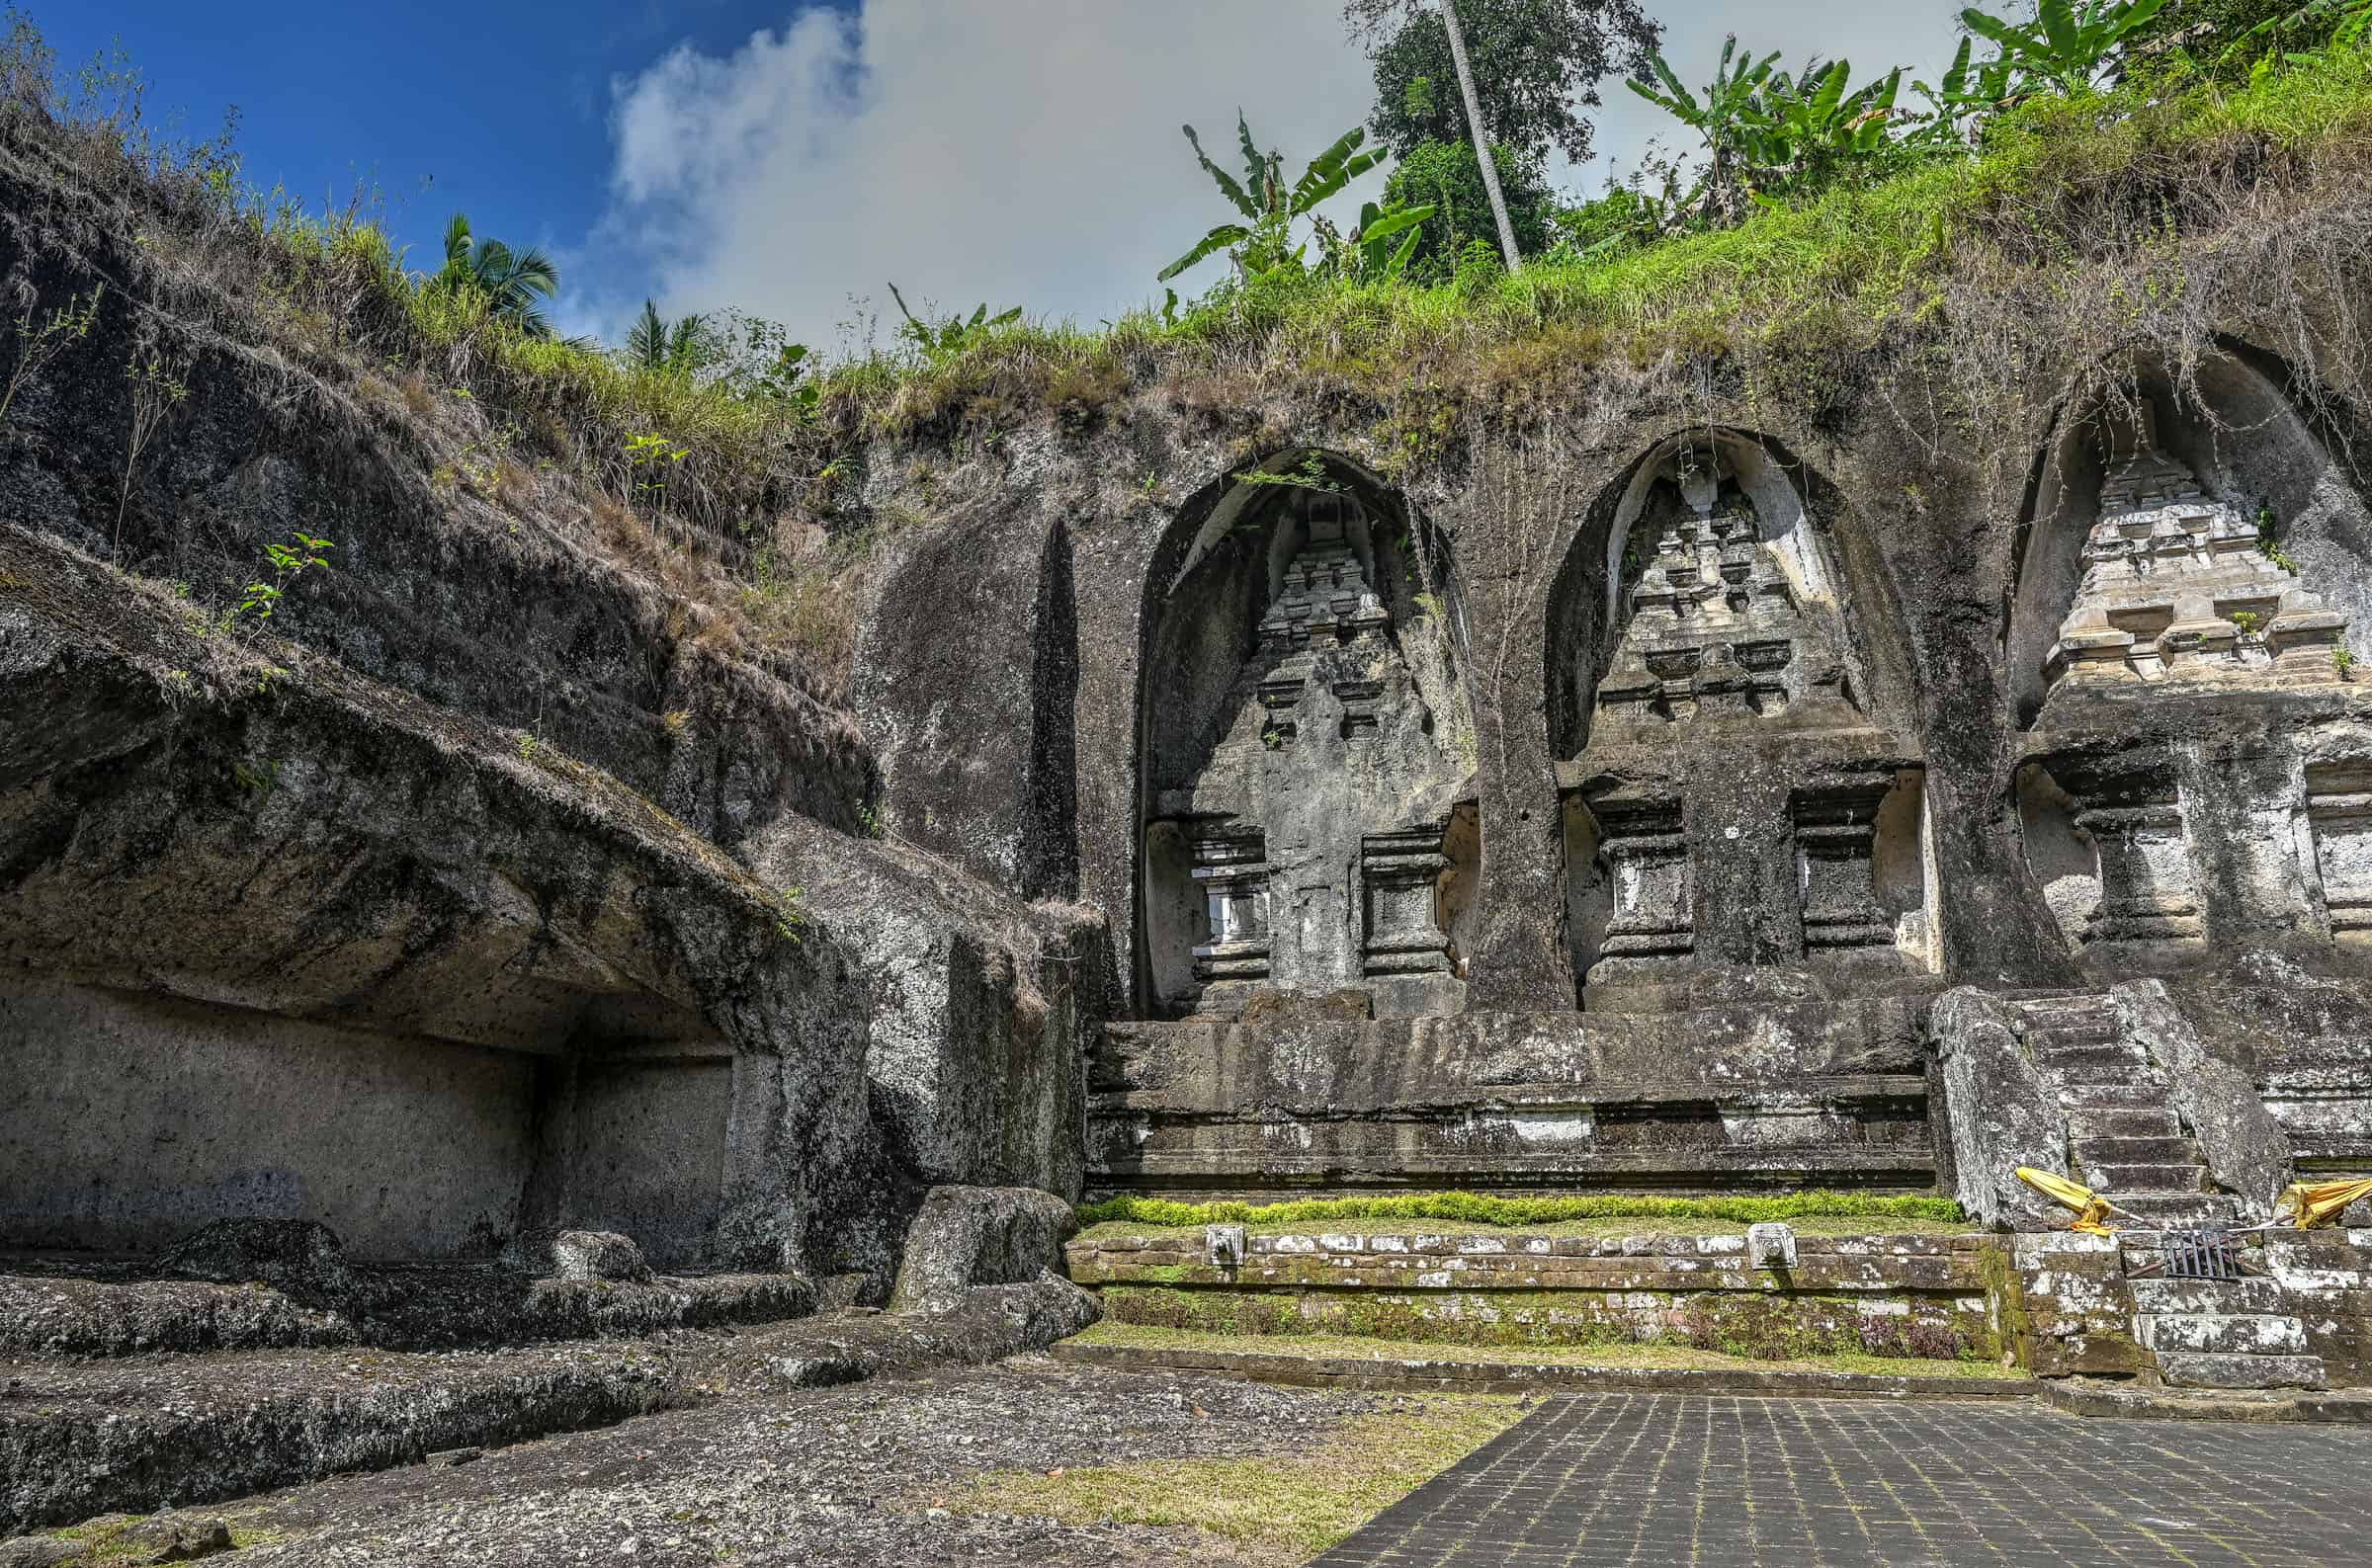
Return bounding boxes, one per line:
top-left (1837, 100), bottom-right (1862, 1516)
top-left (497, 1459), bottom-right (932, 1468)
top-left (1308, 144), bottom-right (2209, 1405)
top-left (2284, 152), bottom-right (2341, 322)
top-left (436, 213), bottom-right (560, 337)
top-left (1438, 0), bottom-right (1523, 272)
top-left (625, 299), bottom-right (711, 374)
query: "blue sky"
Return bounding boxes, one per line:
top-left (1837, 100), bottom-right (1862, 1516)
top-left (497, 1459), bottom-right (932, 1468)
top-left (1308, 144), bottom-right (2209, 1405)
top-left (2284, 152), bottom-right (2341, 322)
top-left (39, 2), bottom-right (1962, 353)
top-left (36, 0), bottom-right (855, 321)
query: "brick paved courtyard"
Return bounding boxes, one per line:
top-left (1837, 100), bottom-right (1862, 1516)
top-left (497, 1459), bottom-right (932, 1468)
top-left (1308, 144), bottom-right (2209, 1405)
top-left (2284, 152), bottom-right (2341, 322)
top-left (1314, 1393), bottom-right (2372, 1568)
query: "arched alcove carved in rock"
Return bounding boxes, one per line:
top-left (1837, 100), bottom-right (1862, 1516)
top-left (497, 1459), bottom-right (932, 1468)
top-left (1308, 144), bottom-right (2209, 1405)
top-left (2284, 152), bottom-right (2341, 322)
top-left (1133, 451), bottom-right (1480, 1020)
top-left (2011, 348), bottom-right (2372, 972)
top-left (1544, 430), bottom-right (1936, 1011)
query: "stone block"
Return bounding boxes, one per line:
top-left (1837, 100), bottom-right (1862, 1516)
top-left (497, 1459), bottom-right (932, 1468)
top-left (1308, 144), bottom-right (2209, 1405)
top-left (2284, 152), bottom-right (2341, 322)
top-left (888, 1185), bottom-right (1074, 1315)
top-left (157, 1219), bottom-right (353, 1294)
top-left (2157, 1352), bottom-right (2329, 1390)
top-left (501, 1229), bottom-right (652, 1282)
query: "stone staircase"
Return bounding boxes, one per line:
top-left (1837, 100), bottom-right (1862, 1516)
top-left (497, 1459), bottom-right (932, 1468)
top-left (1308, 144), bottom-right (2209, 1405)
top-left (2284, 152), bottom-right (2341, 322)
top-left (2014, 995), bottom-right (2327, 1390)
top-left (2130, 1277), bottom-right (2327, 1390)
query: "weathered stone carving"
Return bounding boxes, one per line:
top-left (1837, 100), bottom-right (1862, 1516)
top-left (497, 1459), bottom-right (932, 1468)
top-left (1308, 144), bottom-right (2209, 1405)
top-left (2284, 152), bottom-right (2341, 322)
top-left (1584, 798), bottom-right (1695, 982)
top-left (2306, 762), bottom-right (2372, 942)
top-left (1794, 784), bottom-right (1898, 956)
top-left (1592, 446), bottom-right (1858, 738)
top-left (1144, 482), bottom-right (1475, 1018)
top-left (2048, 402), bottom-right (2348, 693)
top-left (2078, 791), bottom-right (2205, 948)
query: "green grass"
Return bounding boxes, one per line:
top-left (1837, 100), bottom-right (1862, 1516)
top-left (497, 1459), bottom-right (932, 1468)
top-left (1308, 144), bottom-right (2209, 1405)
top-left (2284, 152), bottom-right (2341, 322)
top-left (1075, 1212), bottom-right (1973, 1244)
top-left (1071, 1320), bottom-right (2027, 1382)
top-left (1075, 1190), bottom-right (1967, 1231)
top-left (954, 1389), bottom-right (1524, 1563)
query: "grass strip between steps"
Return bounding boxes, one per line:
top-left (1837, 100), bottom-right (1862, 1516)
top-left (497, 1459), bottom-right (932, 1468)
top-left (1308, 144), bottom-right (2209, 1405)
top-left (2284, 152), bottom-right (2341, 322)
top-left (1077, 1190), bottom-right (1966, 1231)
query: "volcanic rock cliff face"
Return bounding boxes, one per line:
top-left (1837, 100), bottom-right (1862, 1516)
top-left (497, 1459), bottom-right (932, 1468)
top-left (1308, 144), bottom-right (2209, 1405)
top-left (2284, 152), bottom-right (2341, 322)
top-left (9, 67), bottom-right (2372, 1320)
top-left (0, 121), bottom-right (1102, 1283)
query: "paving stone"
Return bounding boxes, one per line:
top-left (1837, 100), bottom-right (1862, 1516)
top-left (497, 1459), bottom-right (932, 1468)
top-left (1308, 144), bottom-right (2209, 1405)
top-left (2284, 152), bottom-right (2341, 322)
top-left (1310, 1392), bottom-right (2372, 1567)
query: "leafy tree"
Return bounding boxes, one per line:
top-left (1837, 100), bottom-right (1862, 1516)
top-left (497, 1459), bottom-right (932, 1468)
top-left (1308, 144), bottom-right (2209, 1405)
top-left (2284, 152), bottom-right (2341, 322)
top-left (625, 298), bottom-right (714, 376)
top-left (433, 213), bottom-right (559, 337)
top-left (1160, 114), bottom-right (1389, 283)
top-left (1381, 138), bottom-right (1554, 278)
top-left (1960, 0), bottom-right (2173, 95)
top-left (1346, 0), bottom-right (1662, 165)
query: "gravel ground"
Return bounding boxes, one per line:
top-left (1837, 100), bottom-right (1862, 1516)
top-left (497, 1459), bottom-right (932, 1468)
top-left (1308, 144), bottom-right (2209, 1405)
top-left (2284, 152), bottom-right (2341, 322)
top-left (208, 1359), bottom-right (1389, 1567)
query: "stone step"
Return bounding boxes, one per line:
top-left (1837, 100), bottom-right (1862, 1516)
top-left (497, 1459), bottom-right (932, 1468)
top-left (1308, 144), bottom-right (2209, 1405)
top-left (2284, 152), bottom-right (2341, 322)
top-left (2069, 1134), bottom-right (2196, 1166)
top-left (2058, 1083), bottom-right (2172, 1111)
top-left (2065, 1108), bottom-right (2183, 1140)
top-left (2131, 1277), bottom-right (2287, 1315)
top-left (2084, 1162), bottom-right (2206, 1195)
top-left (2137, 1313), bottom-right (2310, 1356)
top-left (2043, 1045), bottom-right (2159, 1079)
top-left (2015, 999), bottom-right (2114, 1025)
top-left (2156, 1352), bottom-right (2329, 1391)
top-left (2030, 1021), bottom-right (2121, 1047)
top-left (2110, 1193), bottom-right (2242, 1225)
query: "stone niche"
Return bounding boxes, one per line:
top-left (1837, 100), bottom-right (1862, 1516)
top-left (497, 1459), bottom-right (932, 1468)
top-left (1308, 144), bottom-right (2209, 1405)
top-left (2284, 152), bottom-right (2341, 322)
top-left (1137, 454), bottom-right (1479, 1020)
top-left (2018, 756), bottom-right (2206, 960)
top-left (2011, 364), bottom-right (2369, 726)
top-left (1552, 433), bottom-right (1933, 1007)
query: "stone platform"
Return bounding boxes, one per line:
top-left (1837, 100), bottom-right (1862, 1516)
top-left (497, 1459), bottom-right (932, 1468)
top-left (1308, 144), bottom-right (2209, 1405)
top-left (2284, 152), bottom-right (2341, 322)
top-left (1089, 999), bottom-right (1937, 1199)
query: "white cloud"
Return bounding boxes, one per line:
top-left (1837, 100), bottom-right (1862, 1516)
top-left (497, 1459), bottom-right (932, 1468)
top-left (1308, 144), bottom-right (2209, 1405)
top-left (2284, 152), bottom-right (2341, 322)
top-left (604, 1), bottom-right (1385, 352)
top-left (598, 1), bottom-right (1971, 351)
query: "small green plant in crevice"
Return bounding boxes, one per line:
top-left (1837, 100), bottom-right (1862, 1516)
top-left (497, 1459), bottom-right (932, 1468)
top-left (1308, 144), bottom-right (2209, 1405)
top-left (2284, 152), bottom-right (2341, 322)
top-left (232, 757), bottom-right (281, 801)
top-left (224, 531), bottom-right (334, 633)
top-left (2257, 505), bottom-right (2301, 570)
top-left (856, 802), bottom-right (885, 840)
top-left (1260, 720), bottom-right (1287, 751)
top-left (2229, 608), bottom-right (2265, 634)
top-left (116, 338), bottom-right (190, 548)
top-left (0, 281), bottom-right (103, 428)
top-left (774, 884), bottom-right (808, 947)
top-left (2337, 645), bottom-right (2358, 676)
top-left (1230, 453), bottom-right (1343, 494)
top-left (516, 731), bottom-right (540, 762)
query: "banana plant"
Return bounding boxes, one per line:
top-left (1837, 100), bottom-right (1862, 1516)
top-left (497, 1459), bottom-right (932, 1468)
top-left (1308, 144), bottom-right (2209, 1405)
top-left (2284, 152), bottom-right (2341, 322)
top-left (1909, 37), bottom-right (2019, 150)
top-left (1160, 113), bottom-right (1390, 283)
top-left (889, 285), bottom-right (1021, 363)
top-left (1959, 0), bottom-right (2172, 95)
top-left (2220, 0), bottom-right (2372, 68)
top-left (1752, 57), bottom-right (1905, 187)
top-left (1627, 38), bottom-right (1783, 226)
top-left (1348, 198), bottom-right (1435, 281)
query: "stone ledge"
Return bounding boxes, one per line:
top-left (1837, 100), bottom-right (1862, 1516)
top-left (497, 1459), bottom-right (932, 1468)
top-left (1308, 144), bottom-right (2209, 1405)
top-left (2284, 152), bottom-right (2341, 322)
top-left (2039, 1376), bottom-right (2372, 1424)
top-left (1046, 1339), bottom-right (2031, 1400)
top-left (0, 1278), bottom-right (1096, 1533)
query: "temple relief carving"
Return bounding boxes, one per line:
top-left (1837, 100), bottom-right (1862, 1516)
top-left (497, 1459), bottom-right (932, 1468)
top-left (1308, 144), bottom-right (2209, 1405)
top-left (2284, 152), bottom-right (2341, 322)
top-left (2047, 402), bottom-right (2348, 694)
top-left (1139, 463), bottom-right (1478, 1019)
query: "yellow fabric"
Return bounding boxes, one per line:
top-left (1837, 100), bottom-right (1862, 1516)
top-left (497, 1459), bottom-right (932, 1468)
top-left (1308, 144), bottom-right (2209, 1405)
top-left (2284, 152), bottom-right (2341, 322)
top-left (2016, 1167), bottom-right (2117, 1235)
top-left (2273, 1178), bottom-right (2372, 1229)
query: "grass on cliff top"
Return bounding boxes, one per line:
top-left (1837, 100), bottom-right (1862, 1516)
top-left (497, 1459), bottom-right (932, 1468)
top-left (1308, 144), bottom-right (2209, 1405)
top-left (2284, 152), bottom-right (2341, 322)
top-left (953, 1388), bottom-right (1522, 1563)
top-left (830, 43), bottom-right (2372, 426)
top-left (1070, 1320), bottom-right (2027, 1383)
top-left (1075, 1191), bottom-right (1967, 1233)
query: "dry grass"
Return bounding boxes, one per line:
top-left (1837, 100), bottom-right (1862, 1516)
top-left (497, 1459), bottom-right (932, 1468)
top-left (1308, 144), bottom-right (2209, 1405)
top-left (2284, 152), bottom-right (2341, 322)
top-left (954, 1391), bottom-right (1525, 1563)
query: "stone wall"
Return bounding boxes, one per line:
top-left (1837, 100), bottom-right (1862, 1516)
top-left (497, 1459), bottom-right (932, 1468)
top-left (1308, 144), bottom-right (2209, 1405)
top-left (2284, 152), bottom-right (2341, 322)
top-left (1068, 1228), bottom-right (1998, 1362)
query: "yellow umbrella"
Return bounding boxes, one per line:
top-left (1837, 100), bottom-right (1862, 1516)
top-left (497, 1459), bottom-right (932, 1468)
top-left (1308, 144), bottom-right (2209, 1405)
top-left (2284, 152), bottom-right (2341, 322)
top-left (2016, 1167), bottom-right (2117, 1235)
top-left (2272, 1178), bottom-right (2372, 1229)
